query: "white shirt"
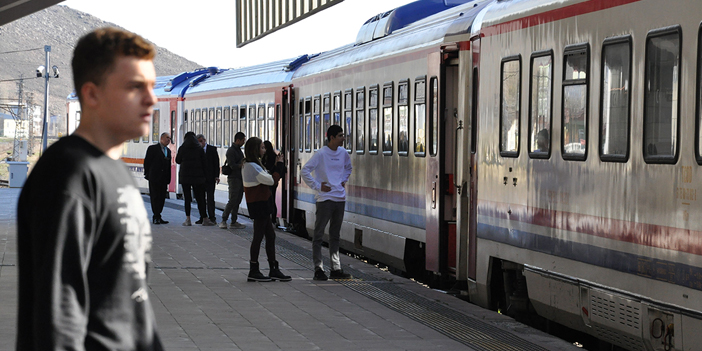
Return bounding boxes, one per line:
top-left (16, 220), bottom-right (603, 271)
top-left (301, 146), bottom-right (352, 202)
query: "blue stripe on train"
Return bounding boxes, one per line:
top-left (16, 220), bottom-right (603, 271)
top-left (294, 191), bottom-right (425, 229)
top-left (478, 222), bottom-right (702, 292)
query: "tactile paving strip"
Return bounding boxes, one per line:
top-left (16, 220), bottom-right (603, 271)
top-left (236, 229), bottom-right (549, 351)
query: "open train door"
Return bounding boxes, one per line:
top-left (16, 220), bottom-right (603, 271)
top-left (425, 46), bottom-right (460, 285)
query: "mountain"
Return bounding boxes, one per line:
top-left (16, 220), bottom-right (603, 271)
top-left (0, 5), bottom-right (201, 126)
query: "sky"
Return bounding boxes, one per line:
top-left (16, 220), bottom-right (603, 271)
top-left (60, 0), bottom-right (416, 69)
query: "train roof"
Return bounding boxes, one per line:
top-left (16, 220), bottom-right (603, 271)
top-left (184, 57), bottom-right (304, 94)
top-left (292, 0), bottom-right (491, 79)
top-left (473, 0), bottom-right (586, 34)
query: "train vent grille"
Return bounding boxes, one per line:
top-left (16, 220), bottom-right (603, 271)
top-left (590, 291), bottom-right (643, 351)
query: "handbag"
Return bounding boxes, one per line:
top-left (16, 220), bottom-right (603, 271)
top-left (222, 159), bottom-right (232, 176)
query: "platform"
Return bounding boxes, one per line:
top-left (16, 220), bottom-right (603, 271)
top-left (0, 188), bottom-right (580, 350)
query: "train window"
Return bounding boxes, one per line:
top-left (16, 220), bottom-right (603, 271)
top-left (249, 106), bottom-right (256, 139)
top-left (323, 93), bottom-right (331, 146)
top-left (195, 109), bottom-right (201, 135)
top-left (209, 108), bottom-right (216, 144)
top-left (305, 97), bottom-right (312, 152)
top-left (239, 106), bottom-right (246, 134)
top-left (182, 110), bottom-right (188, 142)
top-left (224, 107), bottom-right (231, 147)
top-left (697, 24), bottom-right (702, 164)
top-left (188, 109), bottom-right (193, 133)
top-left (500, 57), bottom-right (521, 157)
top-left (201, 109), bottom-right (208, 140)
top-left (429, 77), bottom-right (438, 156)
top-left (334, 91), bottom-right (342, 126)
top-left (268, 104), bottom-right (275, 148)
top-left (600, 37), bottom-right (632, 162)
top-left (314, 95), bottom-right (321, 150)
top-left (398, 80), bottom-right (409, 156)
top-left (344, 89), bottom-right (353, 154)
top-left (258, 105), bottom-right (266, 141)
top-left (356, 87), bottom-right (365, 154)
top-left (562, 44), bottom-right (589, 161)
top-left (383, 82), bottom-right (394, 155)
top-left (170, 111), bottom-right (176, 145)
top-left (369, 85), bottom-right (379, 154)
top-left (415, 76), bottom-right (426, 157)
top-left (643, 27), bottom-right (681, 164)
top-left (528, 51), bottom-right (553, 158)
top-left (151, 109), bottom-right (160, 143)
top-left (215, 108), bottom-right (223, 147)
top-left (231, 106), bottom-right (238, 141)
top-left (299, 99), bottom-right (304, 152)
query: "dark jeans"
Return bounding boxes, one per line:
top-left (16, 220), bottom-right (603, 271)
top-left (203, 181), bottom-right (216, 221)
top-left (251, 217), bottom-right (276, 263)
top-left (182, 183), bottom-right (206, 219)
top-left (148, 181), bottom-right (167, 219)
top-left (222, 177), bottom-right (244, 223)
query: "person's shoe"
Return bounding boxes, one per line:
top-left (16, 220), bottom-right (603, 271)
top-left (247, 261), bottom-right (272, 282)
top-left (153, 217), bottom-right (160, 225)
top-left (269, 261), bottom-right (292, 282)
top-left (195, 218), bottom-right (204, 224)
top-left (157, 218), bottom-right (169, 224)
top-left (218, 221), bottom-right (228, 229)
top-left (231, 222), bottom-right (246, 229)
top-left (182, 218), bottom-right (192, 226)
top-left (202, 218), bottom-right (215, 226)
top-left (329, 270), bottom-right (352, 280)
top-left (313, 268), bottom-right (328, 281)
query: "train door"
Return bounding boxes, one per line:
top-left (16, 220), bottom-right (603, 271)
top-left (284, 87), bottom-right (298, 229)
top-left (425, 47), bottom-right (460, 282)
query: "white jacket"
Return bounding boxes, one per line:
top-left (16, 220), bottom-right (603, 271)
top-left (301, 146), bottom-right (352, 202)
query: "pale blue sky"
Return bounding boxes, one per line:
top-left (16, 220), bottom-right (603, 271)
top-left (61, 0), bottom-right (415, 68)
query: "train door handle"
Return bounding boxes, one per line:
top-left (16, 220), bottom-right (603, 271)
top-left (432, 181), bottom-right (437, 209)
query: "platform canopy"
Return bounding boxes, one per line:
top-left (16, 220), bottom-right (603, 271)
top-left (236, 0), bottom-right (344, 48)
top-left (0, 0), bottom-right (62, 26)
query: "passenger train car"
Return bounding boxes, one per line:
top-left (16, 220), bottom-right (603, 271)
top-left (66, 0), bottom-right (702, 349)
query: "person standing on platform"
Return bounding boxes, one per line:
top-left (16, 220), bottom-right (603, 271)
top-left (301, 125), bottom-right (353, 281)
top-left (16, 27), bottom-right (164, 350)
top-left (177, 132), bottom-right (211, 226)
top-left (144, 132), bottom-right (171, 224)
top-left (197, 134), bottom-right (219, 225)
top-left (262, 140), bottom-right (286, 226)
top-left (220, 132), bottom-right (247, 229)
top-left (242, 137), bottom-right (291, 282)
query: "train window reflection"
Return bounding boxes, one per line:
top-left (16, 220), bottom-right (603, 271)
top-left (600, 38), bottom-right (631, 161)
top-left (195, 109), bottom-right (201, 135)
top-left (223, 108), bottom-right (230, 147)
top-left (356, 87), bottom-right (365, 154)
top-left (415, 77), bottom-right (426, 156)
top-left (216, 108), bottom-right (222, 147)
top-left (305, 97), bottom-right (312, 152)
top-left (258, 105), bottom-right (266, 141)
top-left (369, 85), bottom-right (379, 154)
top-left (314, 96), bottom-right (321, 150)
top-left (429, 77), bottom-right (438, 156)
top-left (643, 28), bottom-right (680, 164)
top-left (500, 58), bottom-right (520, 157)
top-left (334, 91), bottom-right (342, 126)
top-left (249, 106), bottom-right (256, 139)
top-left (398, 80), bottom-right (409, 156)
top-left (151, 109), bottom-right (160, 143)
top-left (344, 89), bottom-right (353, 153)
top-left (208, 108), bottom-right (215, 144)
top-left (529, 52), bottom-right (552, 158)
top-left (383, 82), bottom-right (393, 155)
top-left (323, 94), bottom-right (331, 147)
top-left (268, 105), bottom-right (275, 148)
top-left (299, 99), bottom-right (304, 152)
top-left (562, 44), bottom-right (589, 161)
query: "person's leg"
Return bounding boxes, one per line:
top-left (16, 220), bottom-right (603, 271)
top-left (182, 183), bottom-right (192, 216)
top-left (206, 181), bottom-right (216, 221)
top-left (148, 181), bottom-right (161, 220)
top-left (250, 218), bottom-right (266, 262)
top-left (313, 201), bottom-right (333, 271)
top-left (231, 179), bottom-right (244, 224)
top-left (263, 220), bottom-right (276, 262)
top-left (327, 201), bottom-right (345, 271)
top-left (193, 184), bottom-right (208, 221)
top-left (221, 180), bottom-right (234, 222)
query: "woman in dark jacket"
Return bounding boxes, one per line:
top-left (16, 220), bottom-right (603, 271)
top-left (262, 140), bottom-right (286, 226)
top-left (175, 132), bottom-right (211, 226)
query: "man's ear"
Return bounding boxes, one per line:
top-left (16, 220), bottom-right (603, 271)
top-left (80, 82), bottom-right (100, 109)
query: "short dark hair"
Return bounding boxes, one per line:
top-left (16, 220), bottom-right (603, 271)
top-left (234, 132), bottom-right (246, 141)
top-left (72, 27), bottom-right (155, 103)
top-left (327, 125), bottom-right (343, 142)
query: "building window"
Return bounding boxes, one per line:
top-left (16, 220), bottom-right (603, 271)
top-left (562, 44), bottom-right (589, 160)
top-left (600, 37), bottom-right (631, 162)
top-left (643, 27), bottom-right (680, 163)
top-left (529, 52), bottom-right (553, 158)
top-left (500, 57), bottom-right (520, 157)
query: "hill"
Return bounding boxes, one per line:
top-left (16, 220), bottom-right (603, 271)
top-left (0, 4), bottom-right (201, 122)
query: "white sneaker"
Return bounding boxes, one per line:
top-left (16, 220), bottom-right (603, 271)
top-left (231, 222), bottom-right (246, 229)
top-left (218, 221), bottom-right (228, 229)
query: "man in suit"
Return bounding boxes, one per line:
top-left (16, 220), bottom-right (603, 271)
top-left (197, 134), bottom-right (219, 225)
top-left (144, 132), bottom-right (172, 224)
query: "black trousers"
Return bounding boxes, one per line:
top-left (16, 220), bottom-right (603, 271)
top-left (182, 183), bottom-right (207, 219)
top-left (148, 181), bottom-right (167, 219)
top-left (204, 181), bottom-right (216, 221)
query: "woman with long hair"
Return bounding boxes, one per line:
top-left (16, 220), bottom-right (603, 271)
top-left (242, 137), bottom-right (291, 282)
top-left (262, 140), bottom-right (286, 225)
top-left (175, 131), bottom-right (211, 226)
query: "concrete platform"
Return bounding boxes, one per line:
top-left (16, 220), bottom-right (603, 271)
top-left (0, 188), bottom-right (580, 350)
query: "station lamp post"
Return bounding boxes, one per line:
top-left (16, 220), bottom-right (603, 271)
top-left (37, 45), bottom-right (59, 152)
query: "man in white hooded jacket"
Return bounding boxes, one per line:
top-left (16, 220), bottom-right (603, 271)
top-left (301, 125), bottom-right (353, 281)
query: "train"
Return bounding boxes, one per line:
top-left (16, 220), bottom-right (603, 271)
top-left (66, 0), bottom-right (702, 349)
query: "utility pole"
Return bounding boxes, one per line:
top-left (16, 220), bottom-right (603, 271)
top-left (12, 76), bottom-right (24, 161)
top-left (40, 45), bottom-right (50, 153)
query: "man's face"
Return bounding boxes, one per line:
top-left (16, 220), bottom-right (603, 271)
top-left (198, 137), bottom-right (206, 148)
top-left (235, 138), bottom-right (246, 147)
top-left (90, 56), bottom-right (156, 141)
top-left (160, 133), bottom-right (170, 147)
top-left (329, 132), bottom-right (345, 148)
